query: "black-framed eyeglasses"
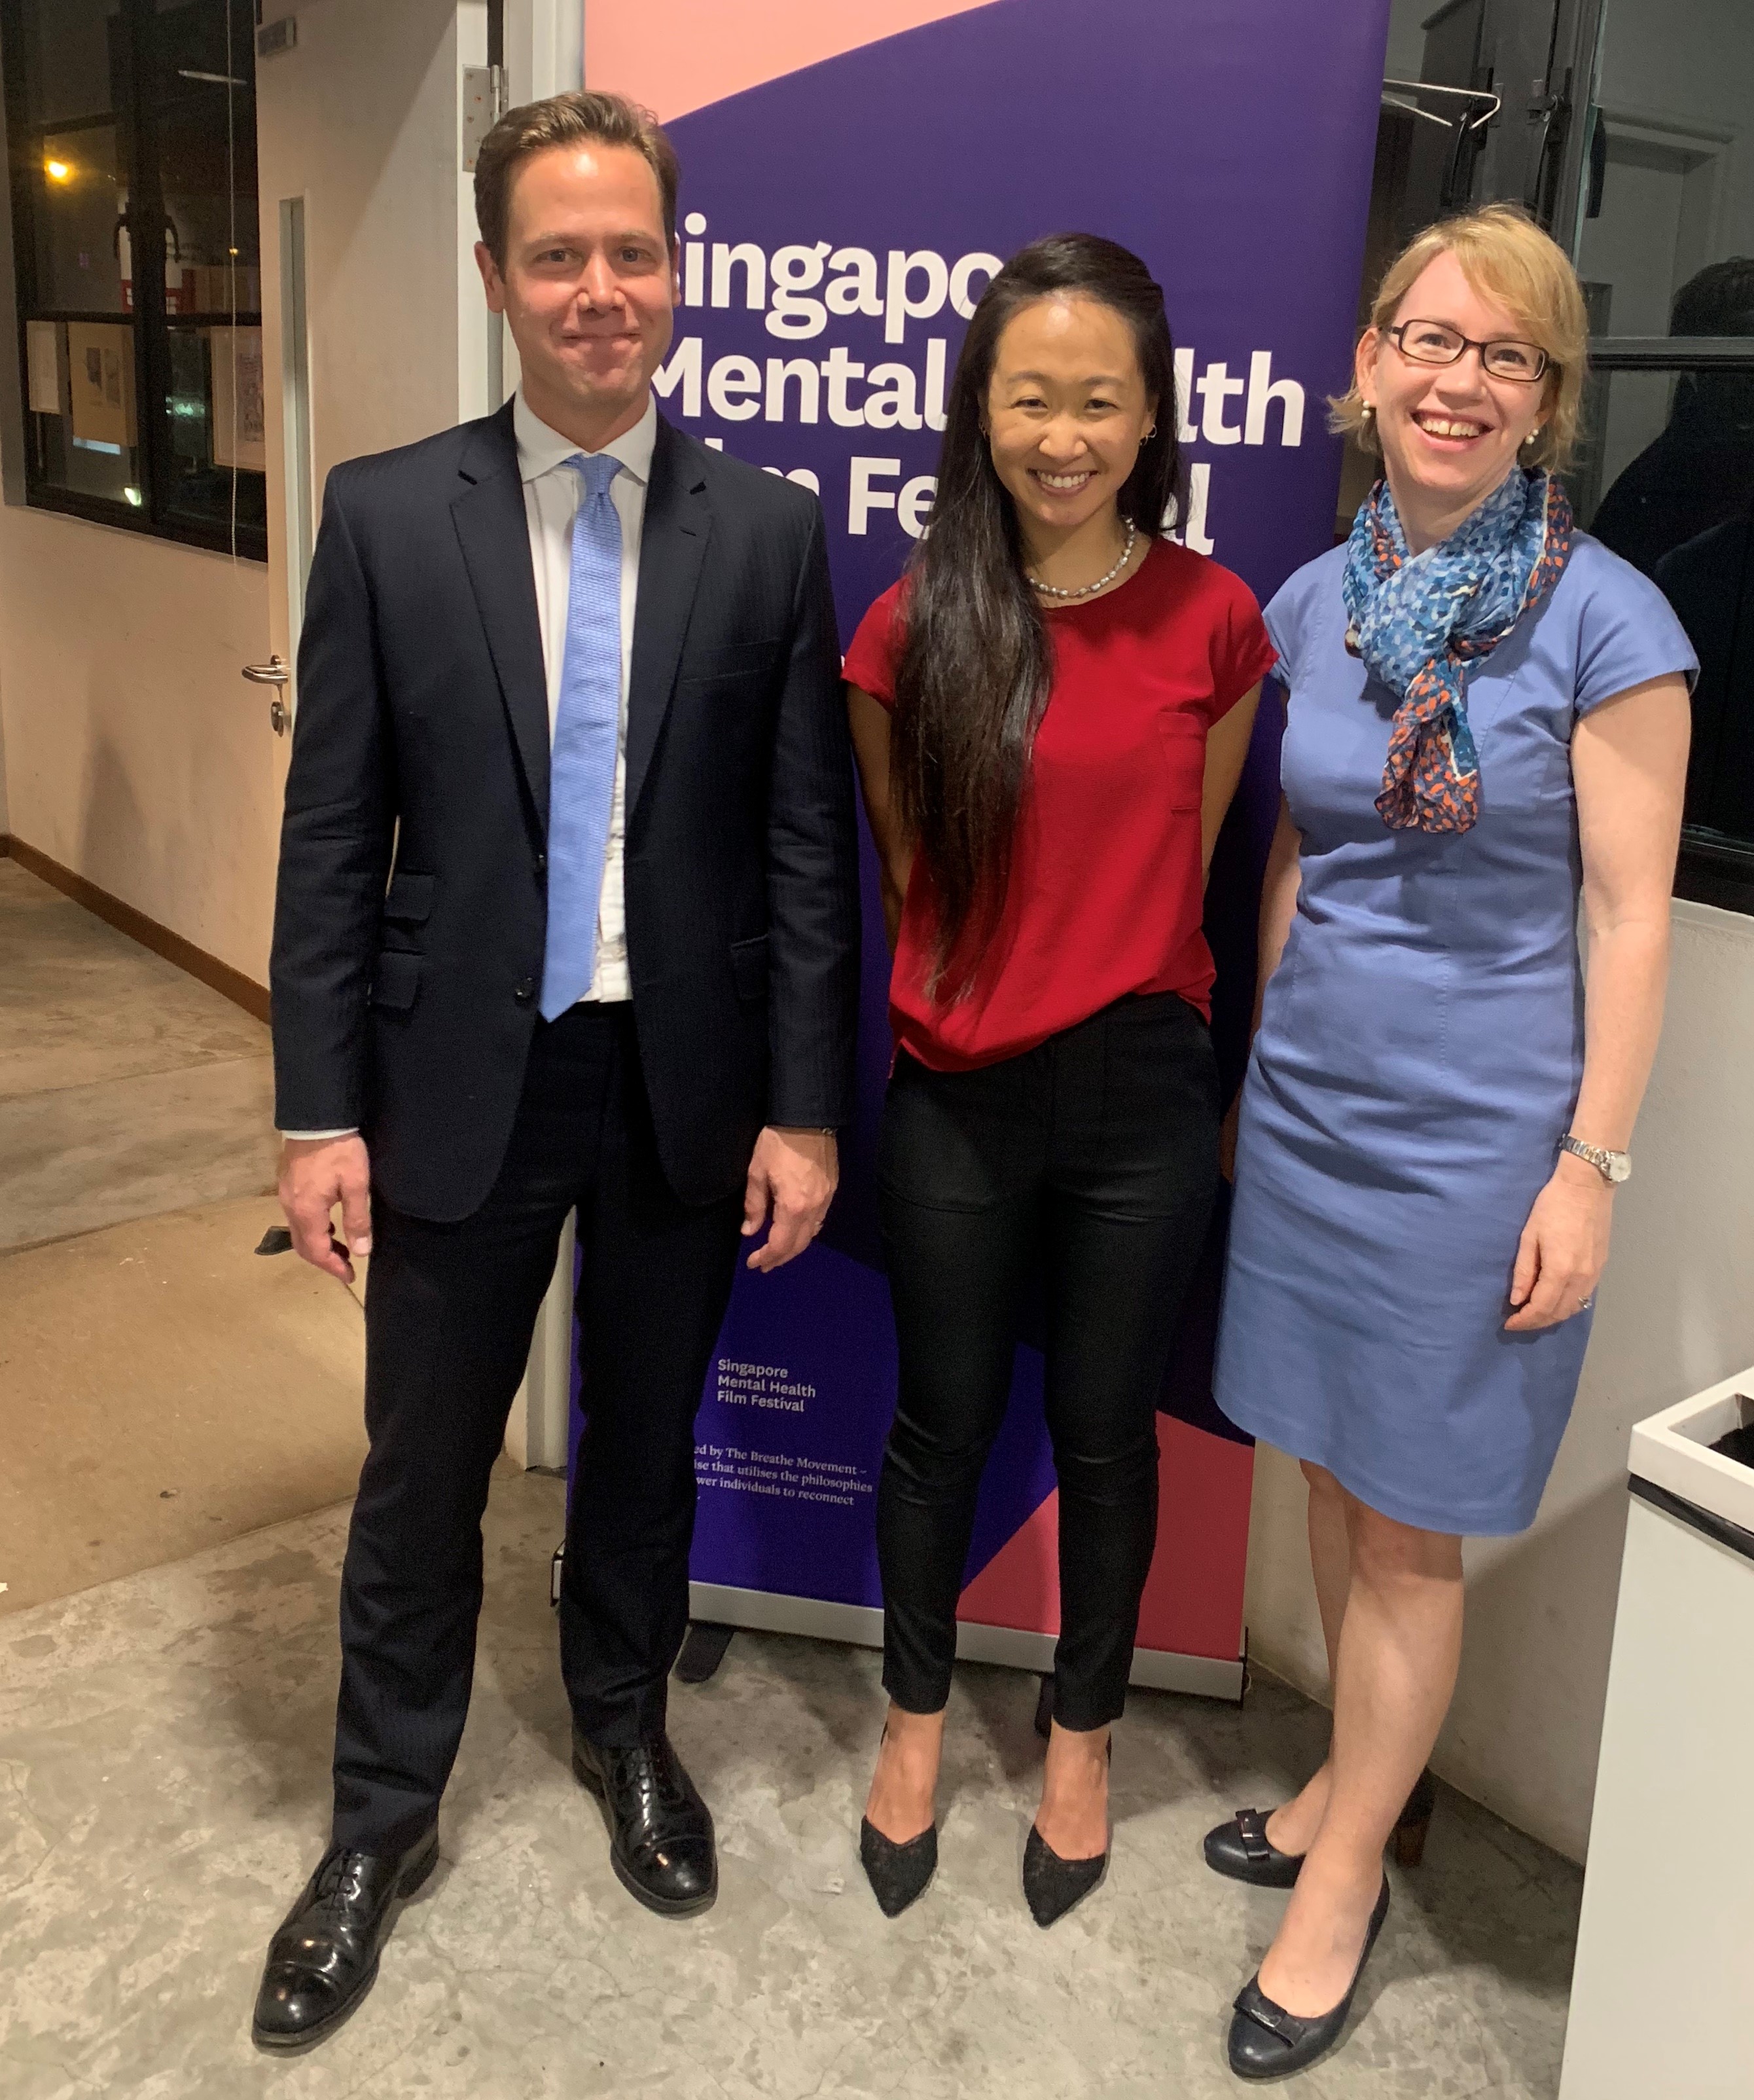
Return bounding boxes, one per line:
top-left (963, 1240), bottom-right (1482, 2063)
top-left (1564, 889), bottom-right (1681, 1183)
top-left (1387, 319), bottom-right (1551, 384)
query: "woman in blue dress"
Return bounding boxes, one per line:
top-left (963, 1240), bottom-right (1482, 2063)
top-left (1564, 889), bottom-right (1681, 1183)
top-left (1209, 204), bottom-right (1695, 2082)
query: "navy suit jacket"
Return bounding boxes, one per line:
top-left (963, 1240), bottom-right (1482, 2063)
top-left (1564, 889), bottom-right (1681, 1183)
top-left (270, 401), bottom-right (861, 1220)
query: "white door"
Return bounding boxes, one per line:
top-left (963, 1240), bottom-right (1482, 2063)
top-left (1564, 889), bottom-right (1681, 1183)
top-left (254, 0), bottom-right (498, 719)
top-left (251, 0), bottom-right (581, 1465)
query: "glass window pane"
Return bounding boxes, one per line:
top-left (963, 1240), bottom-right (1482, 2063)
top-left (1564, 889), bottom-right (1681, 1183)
top-left (151, 0), bottom-right (260, 315)
top-left (33, 123), bottom-right (130, 313)
top-left (12, 0), bottom-right (124, 127)
top-left (24, 317), bottom-right (143, 506)
top-left (1579, 366), bottom-right (1754, 576)
top-left (1662, 503), bottom-right (1754, 853)
top-left (158, 321), bottom-right (266, 534)
top-left (1576, 1), bottom-right (1754, 338)
top-left (1573, 367), bottom-right (1754, 858)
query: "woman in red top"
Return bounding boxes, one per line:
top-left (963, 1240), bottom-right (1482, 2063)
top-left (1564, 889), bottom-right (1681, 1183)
top-left (846, 234), bottom-right (1274, 1926)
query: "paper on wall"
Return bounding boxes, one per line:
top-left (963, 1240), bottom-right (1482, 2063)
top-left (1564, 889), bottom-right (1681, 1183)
top-left (26, 319), bottom-right (65, 416)
top-left (66, 321), bottom-right (135, 449)
top-left (207, 326), bottom-right (266, 472)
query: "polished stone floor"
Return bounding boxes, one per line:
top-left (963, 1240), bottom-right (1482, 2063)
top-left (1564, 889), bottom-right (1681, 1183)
top-left (0, 1466), bottom-right (1581, 2100)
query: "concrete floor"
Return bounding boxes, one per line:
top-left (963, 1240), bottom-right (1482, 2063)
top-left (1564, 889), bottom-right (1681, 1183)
top-left (0, 1193), bottom-right (368, 1616)
top-left (0, 855), bottom-right (1583, 2095)
top-left (0, 1466), bottom-right (1582, 2100)
top-left (0, 858), bottom-right (277, 1254)
top-left (0, 856), bottom-right (367, 1616)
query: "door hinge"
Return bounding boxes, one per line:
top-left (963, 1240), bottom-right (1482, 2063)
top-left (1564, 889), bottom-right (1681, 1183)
top-left (462, 65), bottom-right (508, 172)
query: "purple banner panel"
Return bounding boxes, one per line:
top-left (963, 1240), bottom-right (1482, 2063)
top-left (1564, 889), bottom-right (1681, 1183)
top-left (572, 0), bottom-right (1389, 1661)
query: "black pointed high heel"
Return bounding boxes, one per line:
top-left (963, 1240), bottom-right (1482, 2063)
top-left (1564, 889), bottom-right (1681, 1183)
top-left (859, 1724), bottom-right (938, 1918)
top-left (859, 1819), bottom-right (937, 1917)
top-left (1024, 1733), bottom-right (1111, 1928)
top-left (1022, 1823), bottom-right (1107, 1927)
top-left (1226, 1874), bottom-right (1391, 2081)
top-left (1204, 1768), bottom-right (1437, 1888)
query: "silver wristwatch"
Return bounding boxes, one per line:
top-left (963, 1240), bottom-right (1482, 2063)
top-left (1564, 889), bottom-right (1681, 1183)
top-left (1560, 1133), bottom-right (1631, 1186)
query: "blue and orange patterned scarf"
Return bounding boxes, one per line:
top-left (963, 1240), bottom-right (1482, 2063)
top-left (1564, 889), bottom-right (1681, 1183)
top-left (1342, 466), bottom-right (1573, 833)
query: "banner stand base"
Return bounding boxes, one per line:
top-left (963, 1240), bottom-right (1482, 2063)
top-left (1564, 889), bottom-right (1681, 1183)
top-left (675, 1620), bottom-right (738, 1684)
top-left (688, 1580), bottom-right (1245, 1704)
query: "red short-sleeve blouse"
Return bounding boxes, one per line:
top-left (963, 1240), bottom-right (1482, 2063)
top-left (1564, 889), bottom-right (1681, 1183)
top-left (844, 538), bottom-right (1275, 1072)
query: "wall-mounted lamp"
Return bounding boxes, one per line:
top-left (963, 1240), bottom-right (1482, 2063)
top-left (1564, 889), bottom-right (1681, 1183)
top-left (44, 158), bottom-right (73, 183)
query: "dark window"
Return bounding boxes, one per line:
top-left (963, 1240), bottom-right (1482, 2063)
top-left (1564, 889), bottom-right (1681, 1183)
top-left (1569, 0), bottom-right (1754, 913)
top-left (3, 0), bottom-right (263, 558)
top-left (1362, 0), bottom-right (1754, 913)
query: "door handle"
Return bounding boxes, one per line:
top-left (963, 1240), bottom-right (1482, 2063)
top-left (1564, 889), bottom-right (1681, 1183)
top-left (243, 655), bottom-right (291, 735)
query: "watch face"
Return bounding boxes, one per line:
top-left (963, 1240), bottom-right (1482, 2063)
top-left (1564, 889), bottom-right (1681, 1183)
top-left (1607, 1153), bottom-right (1631, 1184)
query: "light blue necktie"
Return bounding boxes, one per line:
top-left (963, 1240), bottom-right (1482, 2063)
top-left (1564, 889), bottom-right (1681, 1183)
top-left (539, 452), bottom-right (623, 1020)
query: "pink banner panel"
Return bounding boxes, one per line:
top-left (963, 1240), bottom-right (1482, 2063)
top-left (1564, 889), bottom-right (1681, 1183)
top-left (583, 0), bottom-right (998, 120)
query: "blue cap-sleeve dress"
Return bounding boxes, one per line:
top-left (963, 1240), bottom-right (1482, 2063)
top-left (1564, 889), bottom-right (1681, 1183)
top-left (1214, 534), bottom-right (1696, 1536)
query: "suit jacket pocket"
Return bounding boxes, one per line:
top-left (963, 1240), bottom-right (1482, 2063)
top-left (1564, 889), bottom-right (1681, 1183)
top-left (383, 869), bottom-right (435, 922)
top-left (730, 932), bottom-right (769, 1003)
top-left (684, 638), bottom-right (783, 691)
top-left (369, 950), bottom-right (422, 1011)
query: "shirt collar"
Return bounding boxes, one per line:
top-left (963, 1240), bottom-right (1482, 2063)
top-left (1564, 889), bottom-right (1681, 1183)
top-left (513, 389), bottom-right (656, 488)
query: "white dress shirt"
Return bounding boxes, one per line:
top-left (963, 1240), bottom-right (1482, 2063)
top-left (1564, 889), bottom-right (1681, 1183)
top-left (281, 390), bottom-right (654, 1139)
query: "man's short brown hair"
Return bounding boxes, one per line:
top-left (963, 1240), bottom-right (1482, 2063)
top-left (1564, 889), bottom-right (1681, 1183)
top-left (474, 89), bottom-right (679, 268)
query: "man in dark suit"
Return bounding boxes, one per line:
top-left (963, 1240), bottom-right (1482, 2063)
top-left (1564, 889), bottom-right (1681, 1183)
top-left (253, 90), bottom-right (859, 2052)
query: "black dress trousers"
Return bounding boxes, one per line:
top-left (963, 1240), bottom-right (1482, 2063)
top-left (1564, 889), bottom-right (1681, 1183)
top-left (874, 990), bottom-right (1220, 1731)
top-left (331, 1004), bottom-right (745, 1855)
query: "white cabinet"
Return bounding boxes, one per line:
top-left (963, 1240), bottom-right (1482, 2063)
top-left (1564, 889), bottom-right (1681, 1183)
top-left (1559, 1369), bottom-right (1754, 2100)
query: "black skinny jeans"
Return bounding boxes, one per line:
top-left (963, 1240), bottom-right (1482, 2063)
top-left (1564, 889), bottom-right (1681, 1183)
top-left (874, 990), bottom-right (1221, 1731)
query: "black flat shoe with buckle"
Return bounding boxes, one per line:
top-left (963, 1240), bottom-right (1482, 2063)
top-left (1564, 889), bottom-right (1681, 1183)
top-left (251, 1825), bottom-right (439, 2053)
top-left (1204, 1768), bottom-right (1437, 1888)
top-left (1226, 1874), bottom-right (1391, 2082)
top-left (572, 1728), bottom-right (717, 1917)
top-left (1204, 1806), bottom-right (1303, 1889)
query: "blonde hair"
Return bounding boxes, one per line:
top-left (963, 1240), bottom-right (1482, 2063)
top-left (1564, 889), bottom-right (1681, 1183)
top-left (1332, 203), bottom-right (1588, 472)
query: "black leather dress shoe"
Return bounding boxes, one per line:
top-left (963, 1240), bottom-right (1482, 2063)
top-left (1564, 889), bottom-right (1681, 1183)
top-left (1226, 1875), bottom-right (1391, 2082)
top-left (572, 1729), bottom-right (717, 1917)
top-left (251, 1826), bottom-right (438, 2053)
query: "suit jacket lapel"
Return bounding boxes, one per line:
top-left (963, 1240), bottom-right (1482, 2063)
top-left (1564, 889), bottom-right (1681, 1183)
top-left (626, 416), bottom-right (711, 821)
top-left (451, 403), bottom-right (551, 833)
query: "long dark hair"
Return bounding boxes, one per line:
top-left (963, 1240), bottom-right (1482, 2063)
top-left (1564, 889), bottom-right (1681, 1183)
top-left (890, 232), bottom-right (1183, 997)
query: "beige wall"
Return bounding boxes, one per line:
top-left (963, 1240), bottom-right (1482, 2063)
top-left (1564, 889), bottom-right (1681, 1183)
top-left (0, 515), bottom-right (276, 979)
top-left (1244, 898), bottom-right (1754, 1863)
top-left (0, 656), bottom-right (10, 835)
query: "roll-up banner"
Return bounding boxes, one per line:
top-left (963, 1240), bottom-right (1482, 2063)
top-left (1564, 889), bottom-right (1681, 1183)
top-left (570, 0), bottom-right (1390, 1697)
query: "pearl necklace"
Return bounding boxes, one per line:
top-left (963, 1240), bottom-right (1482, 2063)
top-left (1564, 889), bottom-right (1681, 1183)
top-left (1028, 519), bottom-right (1137, 602)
